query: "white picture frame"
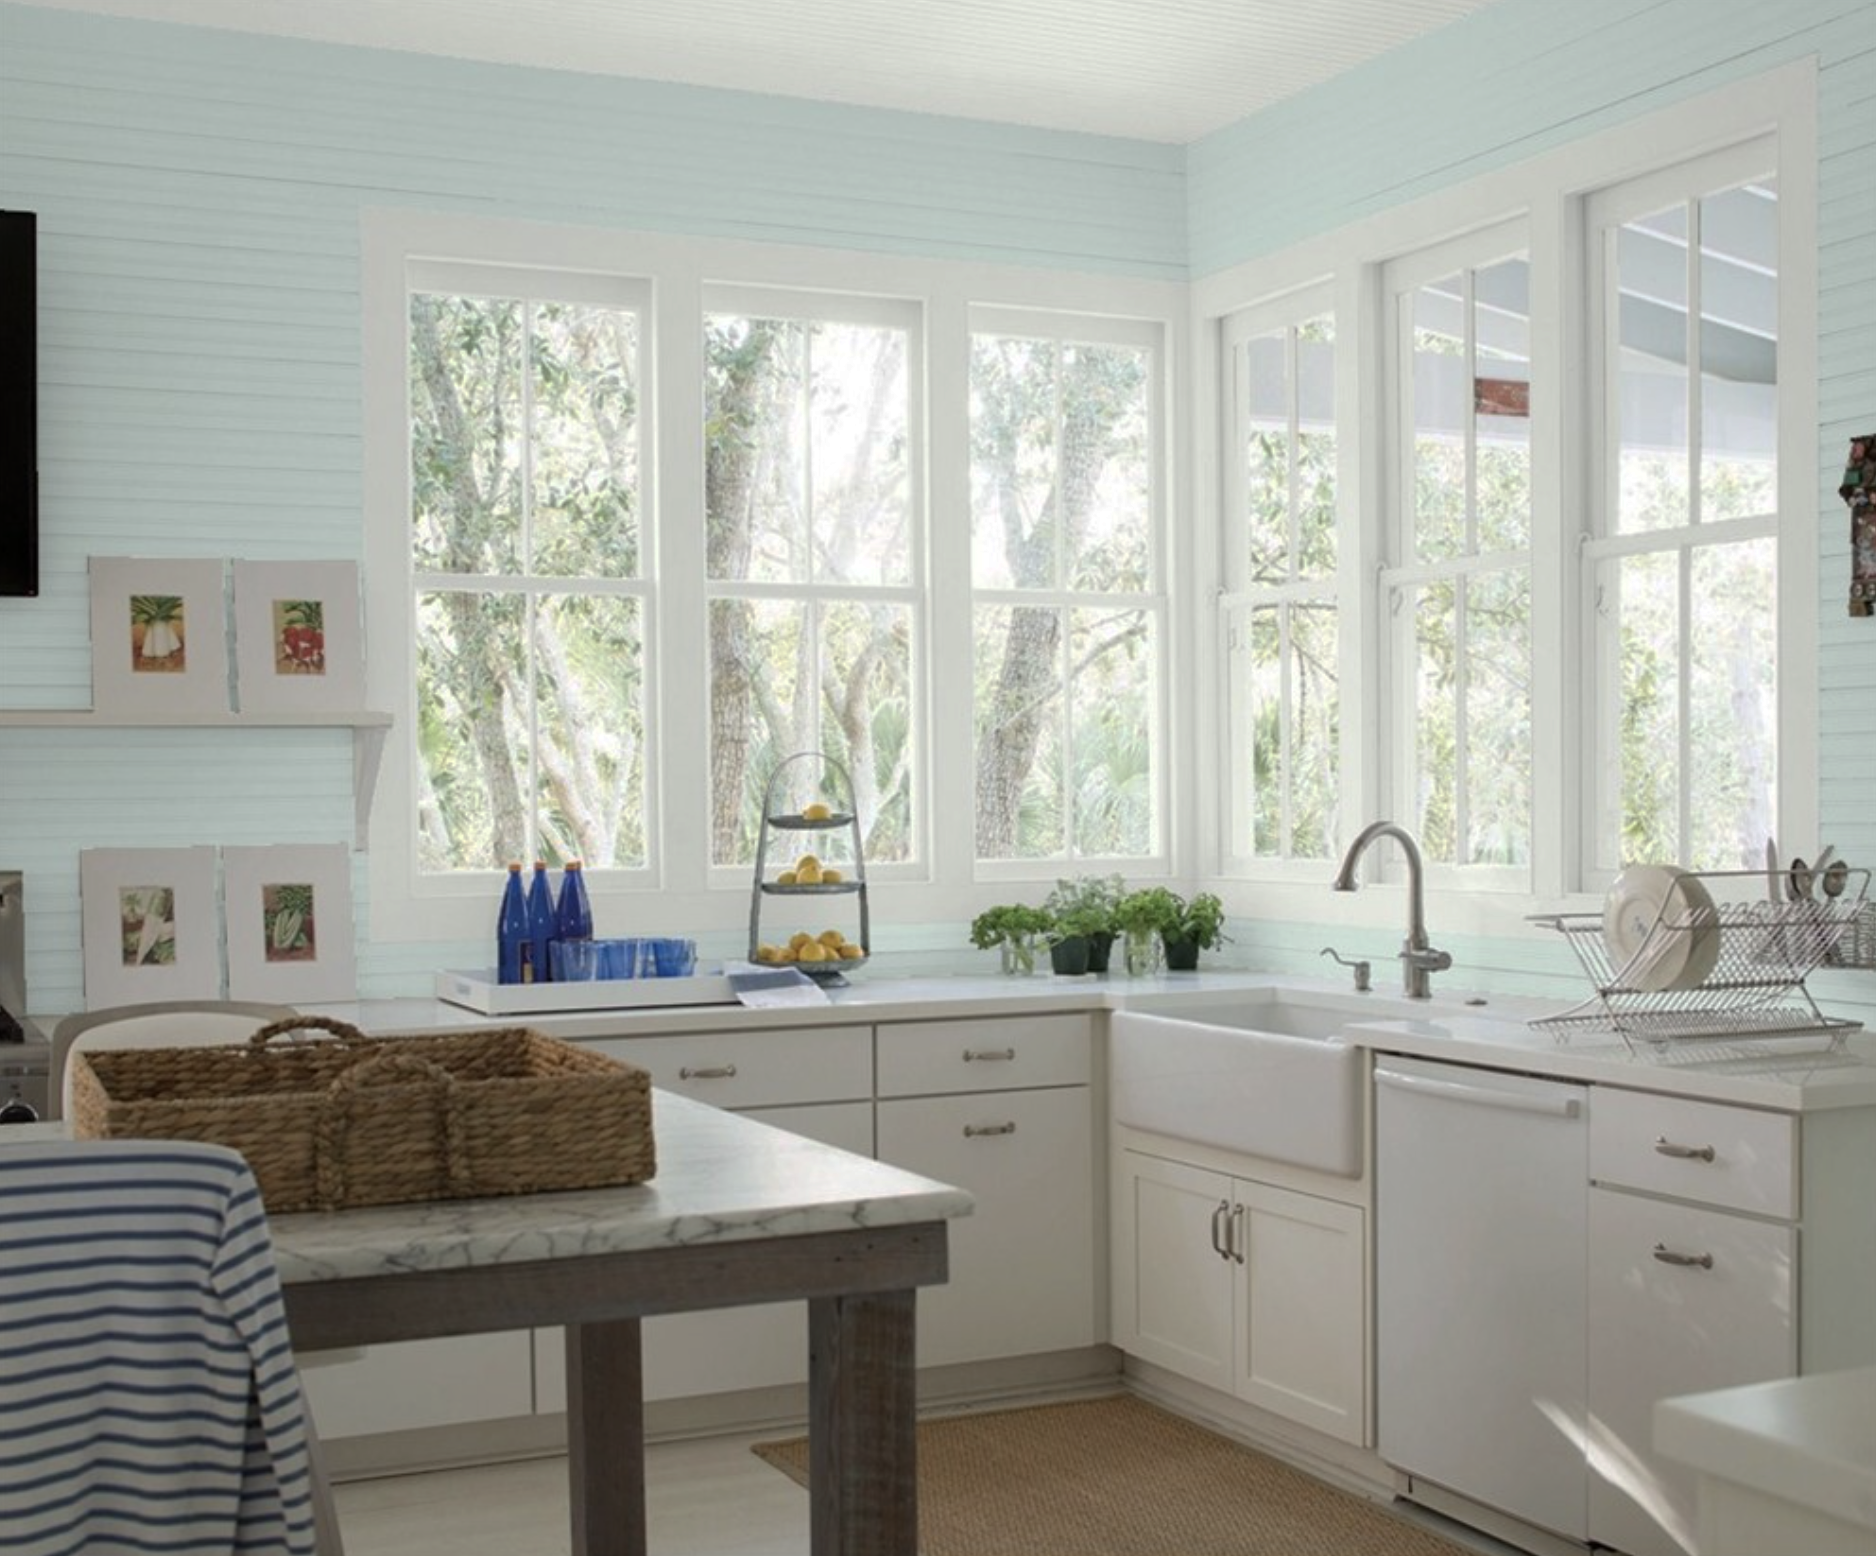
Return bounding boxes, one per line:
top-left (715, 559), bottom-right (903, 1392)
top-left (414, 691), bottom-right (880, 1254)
top-left (79, 846), bottom-right (223, 1008)
top-left (223, 843), bottom-right (357, 1003)
top-left (231, 559), bottom-right (366, 714)
top-left (88, 556), bottom-right (231, 716)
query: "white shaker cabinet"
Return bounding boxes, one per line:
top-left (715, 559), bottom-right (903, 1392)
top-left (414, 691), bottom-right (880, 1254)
top-left (1112, 1144), bottom-right (1366, 1445)
top-left (1587, 1091), bottom-right (1800, 1556)
top-left (874, 1015), bottom-right (1097, 1369)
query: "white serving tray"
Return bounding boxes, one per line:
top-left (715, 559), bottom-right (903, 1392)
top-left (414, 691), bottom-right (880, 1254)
top-left (435, 967), bottom-right (739, 1016)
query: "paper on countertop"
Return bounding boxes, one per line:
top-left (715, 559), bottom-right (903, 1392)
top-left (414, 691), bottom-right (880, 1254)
top-left (725, 963), bottom-right (831, 1008)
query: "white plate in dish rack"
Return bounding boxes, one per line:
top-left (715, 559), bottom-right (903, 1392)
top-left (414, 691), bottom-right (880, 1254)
top-left (1602, 866), bottom-right (1722, 993)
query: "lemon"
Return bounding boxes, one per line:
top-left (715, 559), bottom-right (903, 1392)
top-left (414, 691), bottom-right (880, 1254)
top-left (821, 867), bottom-right (844, 884)
top-left (802, 801), bottom-right (832, 821)
top-left (795, 853), bottom-right (821, 873)
top-left (788, 931), bottom-right (813, 951)
top-left (837, 942), bottom-right (865, 960)
top-left (777, 869), bottom-right (798, 886)
top-left (818, 929), bottom-right (844, 948)
top-left (796, 862), bottom-right (824, 885)
top-left (755, 943), bottom-right (782, 963)
top-left (796, 941), bottom-right (830, 963)
top-left (775, 945), bottom-right (797, 962)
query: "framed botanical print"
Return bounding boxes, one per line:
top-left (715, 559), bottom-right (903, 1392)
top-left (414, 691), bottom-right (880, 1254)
top-left (231, 559), bottom-right (366, 714)
top-left (87, 556), bottom-right (231, 716)
top-left (79, 846), bottom-right (223, 1007)
top-left (223, 843), bottom-right (357, 1003)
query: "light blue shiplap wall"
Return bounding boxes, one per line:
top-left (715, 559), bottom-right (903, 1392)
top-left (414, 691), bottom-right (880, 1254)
top-left (0, 1), bottom-right (1185, 1010)
top-left (5, 0), bottom-right (1875, 1019)
top-left (1190, 0), bottom-right (1876, 1020)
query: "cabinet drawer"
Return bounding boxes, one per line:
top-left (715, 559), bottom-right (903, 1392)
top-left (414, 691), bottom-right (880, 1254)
top-left (586, 1025), bottom-right (871, 1109)
top-left (877, 1014), bottom-right (1091, 1097)
top-left (1591, 1088), bottom-right (1796, 1219)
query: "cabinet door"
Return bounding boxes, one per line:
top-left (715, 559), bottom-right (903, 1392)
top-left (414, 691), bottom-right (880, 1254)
top-left (1235, 1180), bottom-right (1366, 1445)
top-left (877, 1086), bottom-right (1095, 1367)
top-left (1588, 1188), bottom-right (1796, 1556)
top-left (533, 1101), bottom-right (874, 1409)
top-left (298, 1333), bottom-right (534, 1441)
top-left (1110, 1150), bottom-right (1235, 1394)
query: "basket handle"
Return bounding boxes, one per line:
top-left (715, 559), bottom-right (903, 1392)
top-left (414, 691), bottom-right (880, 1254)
top-left (313, 1049), bottom-right (471, 1211)
top-left (249, 1014), bottom-right (377, 1050)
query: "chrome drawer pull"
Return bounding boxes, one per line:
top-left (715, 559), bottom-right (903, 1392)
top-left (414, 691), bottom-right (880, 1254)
top-left (678, 1064), bottom-right (738, 1080)
top-left (1652, 1243), bottom-right (1715, 1270)
top-left (1230, 1202), bottom-right (1246, 1265)
top-left (963, 1047), bottom-right (1017, 1062)
top-left (1653, 1136), bottom-right (1716, 1162)
top-left (962, 1121), bottom-right (1017, 1138)
top-left (1210, 1200), bottom-right (1230, 1260)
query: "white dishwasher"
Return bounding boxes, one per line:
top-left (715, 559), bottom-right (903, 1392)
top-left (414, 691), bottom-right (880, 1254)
top-left (1375, 1056), bottom-right (1590, 1543)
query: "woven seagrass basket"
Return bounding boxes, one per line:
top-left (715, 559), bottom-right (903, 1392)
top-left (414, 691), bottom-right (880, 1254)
top-left (67, 1015), bottom-right (656, 1213)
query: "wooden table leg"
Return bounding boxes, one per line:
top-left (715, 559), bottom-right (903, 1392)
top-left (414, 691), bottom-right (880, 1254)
top-left (566, 1317), bottom-right (646, 1556)
top-left (807, 1288), bottom-right (917, 1556)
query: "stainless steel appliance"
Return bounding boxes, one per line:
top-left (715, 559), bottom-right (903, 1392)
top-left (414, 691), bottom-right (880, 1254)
top-left (0, 870), bottom-right (46, 1119)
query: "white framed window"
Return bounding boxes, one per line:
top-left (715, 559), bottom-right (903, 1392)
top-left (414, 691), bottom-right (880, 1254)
top-left (701, 286), bottom-right (924, 874)
top-left (1381, 223), bottom-right (1533, 886)
top-left (1219, 286), bottom-right (1340, 867)
top-left (364, 212), bottom-right (1185, 944)
top-left (1583, 139), bottom-right (1782, 880)
top-left (1197, 65), bottom-right (1813, 914)
top-left (968, 307), bottom-right (1168, 870)
top-left (405, 259), bottom-right (655, 881)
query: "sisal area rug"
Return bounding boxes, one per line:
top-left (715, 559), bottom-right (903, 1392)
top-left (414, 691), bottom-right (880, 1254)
top-left (752, 1393), bottom-right (1473, 1556)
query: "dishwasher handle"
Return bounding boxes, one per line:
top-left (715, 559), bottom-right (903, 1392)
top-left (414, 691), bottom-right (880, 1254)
top-left (1376, 1066), bottom-right (1582, 1120)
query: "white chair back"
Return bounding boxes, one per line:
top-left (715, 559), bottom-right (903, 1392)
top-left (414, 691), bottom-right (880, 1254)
top-left (50, 999), bottom-right (298, 1121)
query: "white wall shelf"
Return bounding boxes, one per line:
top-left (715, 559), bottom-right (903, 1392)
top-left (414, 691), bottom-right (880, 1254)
top-left (0, 710), bottom-right (393, 849)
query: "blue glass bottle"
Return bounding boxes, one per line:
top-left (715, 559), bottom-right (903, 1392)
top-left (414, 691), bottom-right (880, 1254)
top-left (496, 862), bottom-right (529, 984)
top-left (555, 859), bottom-right (593, 943)
top-left (526, 861), bottom-right (557, 983)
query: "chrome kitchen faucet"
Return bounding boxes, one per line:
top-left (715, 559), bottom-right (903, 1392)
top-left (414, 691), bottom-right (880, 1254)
top-left (1332, 822), bottom-right (1451, 999)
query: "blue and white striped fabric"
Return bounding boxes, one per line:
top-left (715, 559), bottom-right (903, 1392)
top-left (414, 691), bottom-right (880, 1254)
top-left (0, 1141), bottom-right (318, 1556)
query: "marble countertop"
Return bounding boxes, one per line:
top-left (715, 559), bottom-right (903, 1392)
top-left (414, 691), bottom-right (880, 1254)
top-left (264, 1090), bottom-right (973, 1285)
top-left (288, 971), bottom-right (1876, 1112)
top-left (1655, 1365), bottom-right (1876, 1533)
top-left (1, 1095), bottom-right (974, 1284)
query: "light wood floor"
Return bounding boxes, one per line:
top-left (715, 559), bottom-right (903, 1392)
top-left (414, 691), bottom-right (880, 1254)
top-left (332, 1432), bottom-right (809, 1556)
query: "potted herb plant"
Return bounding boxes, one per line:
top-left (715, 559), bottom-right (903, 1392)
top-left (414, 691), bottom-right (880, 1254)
top-left (1114, 886), bottom-right (1181, 977)
top-left (1044, 874), bottom-right (1126, 973)
top-left (1162, 890), bottom-right (1229, 971)
top-left (968, 903), bottom-right (1053, 976)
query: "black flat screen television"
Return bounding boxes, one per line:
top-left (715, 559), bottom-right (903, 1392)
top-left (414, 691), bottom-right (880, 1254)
top-left (0, 210), bottom-right (39, 598)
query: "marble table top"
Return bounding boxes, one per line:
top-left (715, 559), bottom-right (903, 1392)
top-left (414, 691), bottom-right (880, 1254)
top-left (263, 1090), bottom-right (974, 1284)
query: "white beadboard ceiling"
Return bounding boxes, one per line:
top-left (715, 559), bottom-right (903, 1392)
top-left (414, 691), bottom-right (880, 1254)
top-left (22, 0), bottom-right (1499, 144)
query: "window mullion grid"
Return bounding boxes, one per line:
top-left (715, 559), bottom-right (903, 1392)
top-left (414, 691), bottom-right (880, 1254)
top-left (1057, 601), bottom-right (1076, 858)
top-left (1687, 197), bottom-right (1704, 532)
top-left (1053, 346), bottom-right (1068, 596)
top-left (801, 325), bottom-right (818, 588)
top-left (1463, 270), bottom-right (1479, 557)
top-left (521, 299), bottom-right (540, 864)
top-left (1679, 194), bottom-right (1701, 860)
top-left (1278, 602), bottom-right (1295, 856)
top-left (1280, 325), bottom-right (1302, 857)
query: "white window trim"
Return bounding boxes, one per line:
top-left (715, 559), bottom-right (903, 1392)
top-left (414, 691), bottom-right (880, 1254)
top-left (967, 304), bottom-right (1174, 877)
top-left (362, 209), bottom-right (1185, 946)
top-left (1190, 60), bottom-right (1817, 942)
top-left (1215, 280), bottom-right (1346, 877)
top-left (1379, 217), bottom-right (1533, 894)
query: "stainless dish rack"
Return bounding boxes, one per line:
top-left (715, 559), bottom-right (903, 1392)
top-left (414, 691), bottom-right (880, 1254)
top-left (1529, 868), bottom-right (1869, 1054)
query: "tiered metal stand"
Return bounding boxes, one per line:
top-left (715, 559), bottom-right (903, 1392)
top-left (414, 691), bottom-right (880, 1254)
top-left (1530, 868), bottom-right (1868, 1056)
top-left (749, 751), bottom-right (870, 988)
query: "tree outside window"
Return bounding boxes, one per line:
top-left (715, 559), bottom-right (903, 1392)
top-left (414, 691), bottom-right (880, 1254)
top-left (407, 282), bottom-right (649, 874)
top-left (969, 325), bottom-right (1162, 863)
